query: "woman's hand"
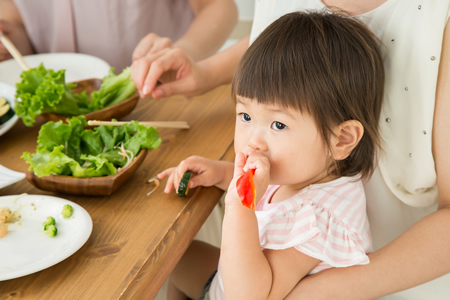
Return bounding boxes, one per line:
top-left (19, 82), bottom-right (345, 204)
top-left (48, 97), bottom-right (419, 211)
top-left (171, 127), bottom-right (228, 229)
top-left (130, 47), bottom-right (215, 99)
top-left (225, 152), bottom-right (270, 208)
top-left (157, 156), bottom-right (234, 194)
top-left (132, 33), bottom-right (173, 62)
top-left (0, 20), bottom-right (34, 62)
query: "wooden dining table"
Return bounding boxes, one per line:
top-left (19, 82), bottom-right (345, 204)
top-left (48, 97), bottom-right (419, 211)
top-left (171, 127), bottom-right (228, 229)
top-left (0, 84), bottom-right (236, 299)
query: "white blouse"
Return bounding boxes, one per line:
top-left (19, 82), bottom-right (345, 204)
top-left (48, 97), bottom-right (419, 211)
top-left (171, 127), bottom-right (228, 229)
top-left (249, 1), bottom-right (450, 298)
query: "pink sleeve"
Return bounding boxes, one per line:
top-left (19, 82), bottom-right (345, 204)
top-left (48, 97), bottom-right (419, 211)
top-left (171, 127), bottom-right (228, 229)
top-left (255, 199), bottom-right (369, 268)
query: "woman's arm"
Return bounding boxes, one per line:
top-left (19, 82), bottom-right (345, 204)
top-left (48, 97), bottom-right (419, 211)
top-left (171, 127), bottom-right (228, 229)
top-left (131, 35), bottom-right (249, 99)
top-left (0, 0), bottom-right (22, 23)
top-left (0, 0), bottom-right (34, 61)
top-left (286, 20), bottom-right (450, 300)
top-left (177, 0), bottom-right (238, 61)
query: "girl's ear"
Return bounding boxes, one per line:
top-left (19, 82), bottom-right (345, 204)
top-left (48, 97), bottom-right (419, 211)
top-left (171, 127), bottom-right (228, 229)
top-left (331, 120), bottom-right (364, 160)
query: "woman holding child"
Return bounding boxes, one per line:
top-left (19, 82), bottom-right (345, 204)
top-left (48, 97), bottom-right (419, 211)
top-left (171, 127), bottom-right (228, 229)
top-left (136, 1), bottom-right (450, 298)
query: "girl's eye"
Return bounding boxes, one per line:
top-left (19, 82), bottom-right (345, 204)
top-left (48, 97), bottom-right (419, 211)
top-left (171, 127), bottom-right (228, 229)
top-left (271, 121), bottom-right (286, 130)
top-left (241, 113), bottom-right (251, 122)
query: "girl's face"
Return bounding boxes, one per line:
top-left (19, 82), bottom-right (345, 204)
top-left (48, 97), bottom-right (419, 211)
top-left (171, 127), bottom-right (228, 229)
top-left (234, 97), bottom-right (334, 191)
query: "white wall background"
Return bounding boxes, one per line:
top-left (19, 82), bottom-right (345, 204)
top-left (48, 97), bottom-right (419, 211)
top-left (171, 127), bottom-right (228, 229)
top-left (235, 0), bottom-right (255, 20)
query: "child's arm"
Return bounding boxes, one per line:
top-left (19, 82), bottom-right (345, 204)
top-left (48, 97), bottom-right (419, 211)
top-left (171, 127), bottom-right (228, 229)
top-left (157, 155), bottom-right (234, 193)
top-left (221, 152), bottom-right (320, 299)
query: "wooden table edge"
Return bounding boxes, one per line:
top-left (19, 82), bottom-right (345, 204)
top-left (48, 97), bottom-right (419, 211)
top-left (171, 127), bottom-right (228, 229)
top-left (121, 142), bottom-right (235, 299)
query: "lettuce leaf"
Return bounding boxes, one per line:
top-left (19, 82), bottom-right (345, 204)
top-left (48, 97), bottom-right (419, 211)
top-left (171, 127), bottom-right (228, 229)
top-left (22, 116), bottom-right (161, 177)
top-left (89, 67), bottom-right (136, 110)
top-left (15, 64), bottom-right (91, 126)
top-left (14, 64), bottom-right (136, 126)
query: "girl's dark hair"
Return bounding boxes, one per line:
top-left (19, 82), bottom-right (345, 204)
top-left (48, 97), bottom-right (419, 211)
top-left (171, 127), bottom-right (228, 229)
top-left (232, 11), bottom-right (385, 180)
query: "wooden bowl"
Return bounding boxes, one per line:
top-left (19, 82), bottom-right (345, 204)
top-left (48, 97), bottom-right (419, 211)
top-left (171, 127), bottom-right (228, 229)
top-left (26, 149), bottom-right (148, 196)
top-left (41, 78), bottom-right (139, 123)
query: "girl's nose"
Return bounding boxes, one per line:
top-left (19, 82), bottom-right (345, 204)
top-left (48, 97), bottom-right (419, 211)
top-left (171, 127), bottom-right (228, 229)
top-left (248, 128), bottom-right (268, 152)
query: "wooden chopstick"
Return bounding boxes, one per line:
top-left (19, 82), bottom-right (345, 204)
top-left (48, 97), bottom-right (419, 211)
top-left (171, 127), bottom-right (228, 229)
top-left (87, 120), bottom-right (190, 129)
top-left (0, 33), bottom-right (30, 71)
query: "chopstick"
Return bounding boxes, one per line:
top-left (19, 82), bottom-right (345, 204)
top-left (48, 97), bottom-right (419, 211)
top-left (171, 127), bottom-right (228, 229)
top-left (0, 33), bottom-right (30, 71)
top-left (87, 120), bottom-right (190, 129)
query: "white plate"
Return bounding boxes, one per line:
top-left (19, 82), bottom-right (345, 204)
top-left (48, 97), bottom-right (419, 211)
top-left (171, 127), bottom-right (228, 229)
top-left (0, 53), bottom-right (111, 86)
top-left (0, 82), bottom-right (18, 136)
top-left (0, 165), bottom-right (25, 189)
top-left (0, 194), bottom-right (93, 281)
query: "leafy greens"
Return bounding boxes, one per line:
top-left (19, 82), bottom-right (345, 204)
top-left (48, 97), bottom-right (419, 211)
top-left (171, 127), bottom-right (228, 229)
top-left (22, 116), bottom-right (161, 177)
top-left (15, 64), bottom-right (136, 126)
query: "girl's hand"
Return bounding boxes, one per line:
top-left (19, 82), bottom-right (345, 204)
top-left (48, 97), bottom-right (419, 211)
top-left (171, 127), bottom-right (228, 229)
top-left (226, 152), bottom-right (270, 208)
top-left (157, 156), bottom-right (231, 194)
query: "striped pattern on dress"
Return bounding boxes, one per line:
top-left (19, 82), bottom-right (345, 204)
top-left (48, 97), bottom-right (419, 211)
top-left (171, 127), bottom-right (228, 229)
top-left (208, 175), bottom-right (371, 299)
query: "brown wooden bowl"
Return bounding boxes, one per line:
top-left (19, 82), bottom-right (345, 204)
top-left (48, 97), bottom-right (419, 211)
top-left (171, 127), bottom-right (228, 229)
top-left (41, 78), bottom-right (139, 123)
top-left (26, 149), bottom-right (148, 196)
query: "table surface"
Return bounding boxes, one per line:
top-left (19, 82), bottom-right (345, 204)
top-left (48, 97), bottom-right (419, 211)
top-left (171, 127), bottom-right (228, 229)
top-left (0, 85), bottom-right (235, 299)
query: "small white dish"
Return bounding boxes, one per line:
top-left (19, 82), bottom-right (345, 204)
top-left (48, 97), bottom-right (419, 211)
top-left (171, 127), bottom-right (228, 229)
top-left (0, 82), bottom-right (18, 136)
top-left (0, 53), bottom-right (111, 86)
top-left (0, 194), bottom-right (93, 281)
top-left (0, 165), bottom-right (25, 189)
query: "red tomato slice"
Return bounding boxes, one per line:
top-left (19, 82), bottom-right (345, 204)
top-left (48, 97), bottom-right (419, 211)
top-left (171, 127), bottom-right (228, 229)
top-left (236, 169), bottom-right (256, 210)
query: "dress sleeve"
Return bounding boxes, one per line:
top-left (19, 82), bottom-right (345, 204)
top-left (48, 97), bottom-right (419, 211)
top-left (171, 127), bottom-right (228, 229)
top-left (256, 200), bottom-right (369, 268)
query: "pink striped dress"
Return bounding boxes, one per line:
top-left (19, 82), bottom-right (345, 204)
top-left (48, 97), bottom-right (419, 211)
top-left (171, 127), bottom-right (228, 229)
top-left (208, 175), bottom-right (372, 299)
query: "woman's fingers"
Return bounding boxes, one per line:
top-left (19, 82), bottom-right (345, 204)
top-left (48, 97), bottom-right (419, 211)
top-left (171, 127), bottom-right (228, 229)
top-left (141, 49), bottom-right (186, 97)
top-left (152, 74), bottom-right (196, 98)
top-left (132, 34), bottom-right (155, 61)
top-left (131, 47), bottom-right (199, 99)
top-left (131, 50), bottom-right (167, 96)
top-left (132, 33), bottom-right (173, 62)
top-left (151, 37), bottom-right (172, 54)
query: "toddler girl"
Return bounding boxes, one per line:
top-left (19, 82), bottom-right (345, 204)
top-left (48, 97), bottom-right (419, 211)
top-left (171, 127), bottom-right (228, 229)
top-left (158, 10), bottom-right (385, 299)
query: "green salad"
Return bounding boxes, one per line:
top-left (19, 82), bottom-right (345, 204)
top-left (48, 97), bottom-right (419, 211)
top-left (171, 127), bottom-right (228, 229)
top-left (22, 116), bottom-right (161, 177)
top-left (15, 64), bottom-right (136, 126)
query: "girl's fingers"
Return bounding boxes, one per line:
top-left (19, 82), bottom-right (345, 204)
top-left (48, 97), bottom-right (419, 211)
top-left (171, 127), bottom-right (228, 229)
top-left (164, 172), bottom-right (175, 194)
top-left (173, 161), bottom-right (193, 192)
top-left (157, 156), bottom-right (214, 193)
top-left (186, 171), bottom-right (207, 189)
top-left (233, 152), bottom-right (247, 178)
top-left (157, 168), bottom-right (174, 181)
top-left (157, 168), bottom-right (175, 193)
top-left (245, 153), bottom-right (269, 170)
